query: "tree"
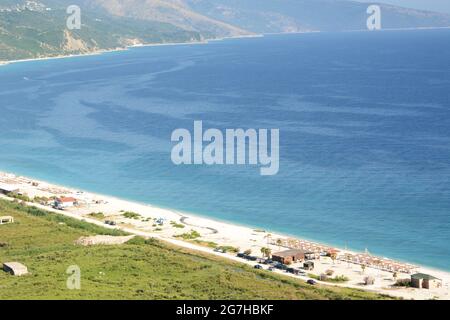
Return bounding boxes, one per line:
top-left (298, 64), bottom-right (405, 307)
top-left (266, 247), bottom-right (272, 258)
top-left (361, 264), bottom-right (366, 274)
top-left (260, 247), bottom-right (267, 258)
top-left (244, 249), bottom-right (252, 256)
top-left (276, 239), bottom-right (282, 250)
top-left (264, 233), bottom-right (272, 246)
top-left (260, 247), bottom-right (272, 258)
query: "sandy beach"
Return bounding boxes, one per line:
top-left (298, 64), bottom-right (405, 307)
top-left (1, 170), bottom-right (449, 300)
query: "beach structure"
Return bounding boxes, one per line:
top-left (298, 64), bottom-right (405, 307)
top-left (54, 197), bottom-right (78, 209)
top-left (0, 216), bottom-right (14, 225)
top-left (156, 217), bottom-right (166, 225)
top-left (410, 273), bottom-right (442, 289)
top-left (0, 183), bottom-right (19, 195)
top-left (303, 261), bottom-right (315, 271)
top-left (305, 251), bottom-right (320, 260)
top-left (2, 262), bottom-right (28, 276)
top-left (273, 237), bottom-right (418, 274)
top-left (364, 276), bottom-right (375, 285)
top-left (272, 249), bottom-right (307, 265)
top-left (338, 253), bottom-right (418, 274)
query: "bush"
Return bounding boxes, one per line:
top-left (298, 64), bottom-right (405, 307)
top-left (33, 196), bottom-right (50, 204)
top-left (123, 211), bottom-right (141, 219)
top-left (331, 275), bottom-right (349, 283)
top-left (170, 221), bottom-right (185, 228)
top-left (216, 246), bottom-right (240, 253)
top-left (394, 279), bottom-right (411, 287)
top-left (9, 193), bottom-right (31, 202)
top-left (175, 230), bottom-right (201, 240)
top-left (88, 212), bottom-right (105, 219)
top-left (194, 240), bottom-right (218, 248)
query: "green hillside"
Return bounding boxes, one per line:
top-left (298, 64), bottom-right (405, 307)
top-left (0, 199), bottom-right (394, 300)
top-left (0, 1), bottom-right (203, 62)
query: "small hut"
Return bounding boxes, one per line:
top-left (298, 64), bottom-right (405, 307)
top-left (272, 249), bottom-right (307, 265)
top-left (3, 262), bottom-right (28, 276)
top-left (411, 273), bottom-right (442, 289)
top-left (54, 197), bottom-right (78, 209)
top-left (0, 216), bottom-right (14, 225)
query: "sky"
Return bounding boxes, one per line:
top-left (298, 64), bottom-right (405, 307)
top-left (356, 0), bottom-right (450, 14)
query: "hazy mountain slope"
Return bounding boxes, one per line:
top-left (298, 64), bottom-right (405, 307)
top-left (185, 0), bottom-right (450, 33)
top-left (0, 0), bottom-right (249, 62)
top-left (0, 0), bottom-right (203, 62)
top-left (91, 0), bottom-right (250, 38)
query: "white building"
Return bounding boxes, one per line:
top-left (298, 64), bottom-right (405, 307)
top-left (54, 197), bottom-right (78, 209)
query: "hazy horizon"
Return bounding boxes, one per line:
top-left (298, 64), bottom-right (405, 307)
top-left (357, 0), bottom-right (450, 14)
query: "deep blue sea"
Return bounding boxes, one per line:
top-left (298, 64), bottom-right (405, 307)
top-left (1, 29), bottom-right (449, 270)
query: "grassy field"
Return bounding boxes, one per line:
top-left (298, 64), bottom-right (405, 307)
top-left (0, 199), bottom-right (395, 300)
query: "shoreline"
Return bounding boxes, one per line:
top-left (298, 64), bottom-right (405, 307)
top-left (1, 169), bottom-right (449, 300)
top-left (0, 34), bottom-right (264, 67)
top-left (2, 27), bottom-right (449, 67)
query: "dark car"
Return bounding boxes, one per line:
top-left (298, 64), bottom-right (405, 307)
top-left (267, 267), bottom-right (274, 271)
top-left (307, 279), bottom-right (317, 285)
top-left (248, 256), bottom-right (258, 261)
top-left (274, 263), bottom-right (288, 270)
top-left (264, 259), bottom-right (273, 265)
top-left (254, 264), bottom-right (263, 269)
top-left (237, 253), bottom-right (245, 258)
top-left (286, 268), bottom-right (295, 274)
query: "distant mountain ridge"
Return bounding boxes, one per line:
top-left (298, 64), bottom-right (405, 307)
top-left (184, 0), bottom-right (450, 33)
top-left (1, 0), bottom-right (450, 62)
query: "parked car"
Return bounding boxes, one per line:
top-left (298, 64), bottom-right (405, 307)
top-left (267, 267), bottom-right (274, 272)
top-left (247, 256), bottom-right (258, 261)
top-left (254, 265), bottom-right (263, 270)
top-left (274, 263), bottom-right (288, 270)
top-left (282, 265), bottom-right (289, 270)
top-left (264, 259), bottom-right (273, 265)
top-left (237, 253), bottom-right (245, 258)
top-left (286, 268), bottom-right (295, 274)
top-left (307, 279), bottom-right (317, 285)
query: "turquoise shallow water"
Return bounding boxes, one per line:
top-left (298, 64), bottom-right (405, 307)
top-left (0, 29), bottom-right (449, 270)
